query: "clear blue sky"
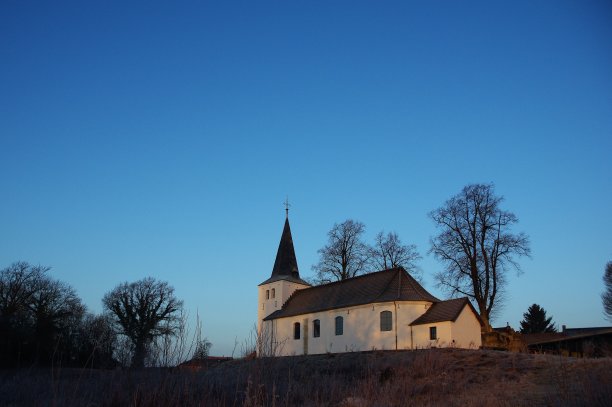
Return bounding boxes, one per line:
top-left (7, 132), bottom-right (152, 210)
top-left (1, 1), bottom-right (611, 356)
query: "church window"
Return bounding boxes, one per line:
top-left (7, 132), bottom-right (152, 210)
top-left (313, 319), bottom-right (320, 337)
top-left (294, 322), bottom-right (300, 339)
top-left (271, 288), bottom-right (275, 298)
top-left (430, 326), bottom-right (437, 340)
top-left (335, 316), bottom-right (343, 335)
top-left (380, 311), bottom-right (392, 331)
top-left (266, 290), bottom-right (269, 299)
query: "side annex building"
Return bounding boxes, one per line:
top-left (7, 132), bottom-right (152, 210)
top-left (257, 215), bottom-right (482, 356)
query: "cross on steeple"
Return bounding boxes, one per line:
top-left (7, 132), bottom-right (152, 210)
top-left (284, 196), bottom-right (291, 218)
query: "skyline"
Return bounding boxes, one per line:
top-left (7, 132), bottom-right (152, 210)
top-left (1, 1), bottom-right (611, 356)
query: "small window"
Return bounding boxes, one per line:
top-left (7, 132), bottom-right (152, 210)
top-left (266, 290), bottom-right (269, 299)
top-left (335, 316), bottom-right (343, 336)
top-left (294, 322), bottom-right (300, 340)
top-left (380, 311), bottom-right (392, 331)
top-left (430, 326), bottom-right (437, 340)
top-left (271, 288), bottom-right (275, 298)
top-left (313, 319), bottom-right (320, 337)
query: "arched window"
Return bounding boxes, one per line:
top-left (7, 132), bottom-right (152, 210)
top-left (294, 322), bottom-right (300, 339)
top-left (271, 288), bottom-right (276, 298)
top-left (380, 311), bottom-right (392, 331)
top-left (266, 290), bottom-right (270, 299)
top-left (313, 319), bottom-right (320, 337)
top-left (335, 316), bottom-right (343, 336)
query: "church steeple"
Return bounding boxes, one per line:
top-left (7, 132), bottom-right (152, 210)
top-left (271, 217), bottom-right (300, 279)
top-left (259, 212), bottom-right (310, 286)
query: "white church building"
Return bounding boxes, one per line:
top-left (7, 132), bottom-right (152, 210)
top-left (257, 215), bottom-right (482, 356)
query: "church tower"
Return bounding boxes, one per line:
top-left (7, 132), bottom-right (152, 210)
top-left (257, 210), bottom-right (310, 336)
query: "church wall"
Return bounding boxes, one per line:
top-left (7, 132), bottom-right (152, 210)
top-left (450, 306), bottom-right (482, 348)
top-left (267, 301), bottom-right (436, 356)
top-left (411, 322), bottom-right (453, 348)
top-left (409, 306), bottom-right (483, 349)
top-left (257, 281), bottom-right (309, 334)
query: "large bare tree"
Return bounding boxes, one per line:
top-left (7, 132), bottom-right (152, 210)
top-left (0, 261), bottom-right (49, 318)
top-left (603, 261), bottom-right (612, 322)
top-left (0, 262), bottom-right (86, 366)
top-left (102, 277), bottom-right (183, 368)
top-left (429, 184), bottom-right (530, 332)
top-left (370, 231), bottom-right (422, 279)
top-left (312, 219), bottom-right (370, 283)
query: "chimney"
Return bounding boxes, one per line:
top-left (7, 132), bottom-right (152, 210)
top-left (562, 324), bottom-right (566, 332)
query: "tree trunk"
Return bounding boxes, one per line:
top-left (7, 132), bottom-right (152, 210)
top-left (132, 341), bottom-right (146, 368)
top-left (479, 310), bottom-right (493, 332)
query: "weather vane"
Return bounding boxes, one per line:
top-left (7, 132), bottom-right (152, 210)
top-left (284, 196), bottom-right (291, 218)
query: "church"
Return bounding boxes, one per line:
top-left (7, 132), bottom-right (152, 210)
top-left (257, 214), bottom-right (483, 356)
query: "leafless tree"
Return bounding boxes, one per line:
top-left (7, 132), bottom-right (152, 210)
top-left (370, 231), bottom-right (422, 279)
top-left (102, 277), bottom-right (184, 368)
top-left (429, 184), bottom-right (530, 332)
top-left (193, 338), bottom-right (212, 359)
top-left (603, 261), bottom-right (612, 322)
top-left (78, 313), bottom-right (117, 368)
top-left (1, 262), bottom-right (87, 366)
top-left (28, 276), bottom-right (85, 362)
top-left (312, 219), bottom-right (370, 283)
top-left (0, 261), bottom-right (49, 317)
top-left (251, 323), bottom-right (286, 357)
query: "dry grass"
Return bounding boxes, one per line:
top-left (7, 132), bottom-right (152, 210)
top-left (1, 349), bottom-right (610, 406)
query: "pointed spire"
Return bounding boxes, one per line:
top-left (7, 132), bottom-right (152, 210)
top-left (271, 217), bottom-right (300, 279)
top-left (259, 210), bottom-right (310, 286)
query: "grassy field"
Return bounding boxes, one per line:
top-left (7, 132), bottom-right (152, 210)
top-left (1, 349), bottom-right (611, 406)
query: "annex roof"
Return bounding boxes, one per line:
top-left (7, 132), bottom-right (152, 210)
top-left (259, 216), bottom-right (310, 286)
top-left (409, 297), bottom-right (482, 326)
top-left (264, 267), bottom-right (439, 320)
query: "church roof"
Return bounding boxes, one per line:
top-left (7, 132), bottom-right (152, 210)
top-left (264, 267), bottom-right (439, 320)
top-left (409, 297), bottom-right (481, 326)
top-left (259, 217), bottom-right (310, 286)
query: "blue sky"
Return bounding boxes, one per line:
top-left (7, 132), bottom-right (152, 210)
top-left (1, 1), bottom-right (611, 356)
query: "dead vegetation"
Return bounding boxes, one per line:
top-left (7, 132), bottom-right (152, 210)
top-left (1, 349), bottom-right (610, 406)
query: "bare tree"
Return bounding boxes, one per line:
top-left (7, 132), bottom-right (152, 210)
top-left (77, 313), bottom-right (117, 368)
top-left (370, 231), bottom-right (422, 279)
top-left (0, 261), bottom-right (49, 317)
top-left (312, 219), bottom-right (370, 283)
top-left (28, 276), bottom-right (85, 363)
top-left (102, 277), bottom-right (184, 368)
top-left (1, 262), bottom-right (87, 367)
top-left (193, 338), bottom-right (212, 360)
top-left (429, 184), bottom-right (530, 332)
top-left (603, 261), bottom-right (612, 322)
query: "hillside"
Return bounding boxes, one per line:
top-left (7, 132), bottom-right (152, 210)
top-left (1, 349), bottom-right (610, 406)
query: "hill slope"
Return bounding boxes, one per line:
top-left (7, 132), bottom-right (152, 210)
top-left (1, 349), bottom-right (611, 406)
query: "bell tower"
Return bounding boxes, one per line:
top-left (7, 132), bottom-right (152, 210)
top-left (257, 206), bottom-right (310, 336)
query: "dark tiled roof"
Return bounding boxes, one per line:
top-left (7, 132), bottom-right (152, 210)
top-left (259, 217), bottom-right (309, 286)
top-left (264, 267), bottom-right (439, 320)
top-left (523, 327), bottom-right (612, 346)
top-left (410, 297), bottom-right (480, 326)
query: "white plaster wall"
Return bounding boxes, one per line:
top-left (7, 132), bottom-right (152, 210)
top-left (410, 306), bottom-right (482, 349)
top-left (269, 301), bottom-right (435, 356)
top-left (262, 301), bottom-right (483, 356)
top-left (257, 281), bottom-right (309, 334)
top-left (411, 322), bottom-right (453, 349)
top-left (450, 306), bottom-right (482, 349)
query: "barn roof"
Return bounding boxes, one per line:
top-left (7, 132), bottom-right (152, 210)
top-left (259, 216), bottom-right (310, 286)
top-left (409, 297), bottom-right (481, 326)
top-left (523, 327), bottom-right (612, 346)
top-left (264, 267), bottom-right (439, 320)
